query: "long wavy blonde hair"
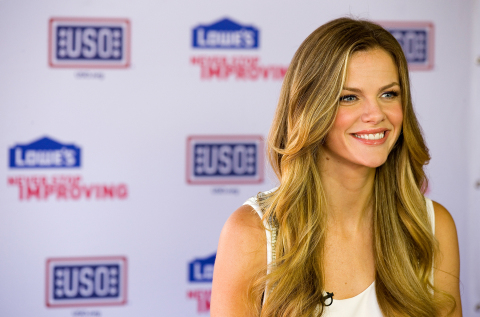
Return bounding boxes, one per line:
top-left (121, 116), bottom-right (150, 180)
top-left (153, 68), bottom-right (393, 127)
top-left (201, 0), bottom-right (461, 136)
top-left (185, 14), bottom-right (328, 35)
top-left (249, 18), bottom-right (454, 316)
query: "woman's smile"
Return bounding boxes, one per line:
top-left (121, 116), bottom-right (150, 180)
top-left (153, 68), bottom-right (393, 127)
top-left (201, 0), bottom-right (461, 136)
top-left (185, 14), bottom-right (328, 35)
top-left (351, 129), bottom-right (390, 145)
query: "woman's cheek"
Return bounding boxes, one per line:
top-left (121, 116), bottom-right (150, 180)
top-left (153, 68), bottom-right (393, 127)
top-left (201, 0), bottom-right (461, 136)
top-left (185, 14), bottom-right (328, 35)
top-left (386, 103), bottom-right (403, 123)
top-left (387, 106), bottom-right (403, 139)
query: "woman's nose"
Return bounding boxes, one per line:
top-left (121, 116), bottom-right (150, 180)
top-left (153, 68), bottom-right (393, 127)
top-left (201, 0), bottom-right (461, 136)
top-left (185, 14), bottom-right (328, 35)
top-left (361, 99), bottom-right (385, 124)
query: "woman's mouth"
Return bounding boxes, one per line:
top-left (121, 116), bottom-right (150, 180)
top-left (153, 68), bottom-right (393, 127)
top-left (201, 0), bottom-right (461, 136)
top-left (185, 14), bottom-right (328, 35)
top-left (353, 132), bottom-right (385, 140)
top-left (351, 130), bottom-right (389, 145)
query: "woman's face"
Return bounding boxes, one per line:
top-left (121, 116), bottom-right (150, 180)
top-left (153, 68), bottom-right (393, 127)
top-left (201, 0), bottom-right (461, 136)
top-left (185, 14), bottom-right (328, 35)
top-left (323, 48), bottom-right (403, 169)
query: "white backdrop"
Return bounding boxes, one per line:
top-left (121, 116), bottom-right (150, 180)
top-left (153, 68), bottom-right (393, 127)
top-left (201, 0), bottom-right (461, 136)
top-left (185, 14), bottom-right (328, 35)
top-left (0, 0), bottom-right (477, 316)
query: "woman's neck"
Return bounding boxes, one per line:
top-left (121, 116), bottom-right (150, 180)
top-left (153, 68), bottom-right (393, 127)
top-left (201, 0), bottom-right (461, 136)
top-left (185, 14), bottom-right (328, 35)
top-left (319, 153), bottom-right (376, 233)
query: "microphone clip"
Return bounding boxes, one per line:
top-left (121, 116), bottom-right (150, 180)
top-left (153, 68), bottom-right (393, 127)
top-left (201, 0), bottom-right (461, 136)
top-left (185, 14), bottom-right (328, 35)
top-left (323, 292), bottom-right (334, 306)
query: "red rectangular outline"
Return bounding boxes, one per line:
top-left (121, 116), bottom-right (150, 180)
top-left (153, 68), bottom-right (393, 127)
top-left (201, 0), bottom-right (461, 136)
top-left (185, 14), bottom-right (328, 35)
top-left (48, 17), bottom-right (131, 69)
top-left (377, 21), bottom-right (434, 71)
top-left (45, 256), bottom-right (128, 308)
top-left (186, 135), bottom-right (264, 185)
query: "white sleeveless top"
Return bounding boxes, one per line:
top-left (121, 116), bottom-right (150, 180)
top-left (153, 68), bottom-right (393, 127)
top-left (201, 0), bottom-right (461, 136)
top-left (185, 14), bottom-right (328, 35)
top-left (243, 190), bottom-right (435, 317)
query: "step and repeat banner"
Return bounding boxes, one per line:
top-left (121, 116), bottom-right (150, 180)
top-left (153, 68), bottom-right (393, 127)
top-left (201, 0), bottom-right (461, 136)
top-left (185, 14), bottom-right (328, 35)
top-left (0, 0), bottom-right (477, 316)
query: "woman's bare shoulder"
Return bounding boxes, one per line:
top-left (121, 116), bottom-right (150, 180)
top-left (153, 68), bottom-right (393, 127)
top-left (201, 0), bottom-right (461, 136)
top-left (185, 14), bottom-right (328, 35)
top-left (432, 200), bottom-right (462, 316)
top-left (432, 201), bottom-right (454, 228)
top-left (432, 200), bottom-right (459, 267)
top-left (223, 204), bottom-right (266, 238)
top-left (210, 205), bottom-right (267, 317)
top-left (215, 204), bottom-right (266, 266)
top-left (432, 200), bottom-right (458, 266)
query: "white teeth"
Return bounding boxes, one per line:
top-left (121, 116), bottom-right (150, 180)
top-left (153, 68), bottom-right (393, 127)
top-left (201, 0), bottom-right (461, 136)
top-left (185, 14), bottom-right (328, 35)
top-left (354, 132), bottom-right (385, 140)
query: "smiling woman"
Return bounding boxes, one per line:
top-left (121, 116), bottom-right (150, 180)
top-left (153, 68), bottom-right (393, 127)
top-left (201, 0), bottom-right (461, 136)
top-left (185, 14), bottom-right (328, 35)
top-left (211, 18), bottom-right (461, 317)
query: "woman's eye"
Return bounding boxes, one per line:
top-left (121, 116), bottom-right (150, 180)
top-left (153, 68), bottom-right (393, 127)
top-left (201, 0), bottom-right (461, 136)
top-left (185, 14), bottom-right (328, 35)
top-left (339, 95), bottom-right (357, 102)
top-left (381, 90), bottom-right (399, 99)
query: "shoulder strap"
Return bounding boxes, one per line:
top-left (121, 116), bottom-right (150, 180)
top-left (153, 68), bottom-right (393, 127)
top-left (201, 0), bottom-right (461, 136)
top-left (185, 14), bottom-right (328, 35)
top-left (425, 197), bottom-right (435, 235)
top-left (243, 195), bottom-right (275, 269)
top-left (243, 192), bottom-right (278, 305)
top-left (425, 197), bottom-right (435, 287)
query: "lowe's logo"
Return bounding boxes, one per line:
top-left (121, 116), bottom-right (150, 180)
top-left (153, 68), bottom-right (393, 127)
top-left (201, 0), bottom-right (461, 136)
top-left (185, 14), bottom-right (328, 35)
top-left (192, 18), bottom-right (259, 49)
top-left (9, 137), bottom-right (81, 168)
top-left (186, 136), bottom-right (263, 184)
top-left (46, 257), bottom-right (127, 307)
top-left (49, 17), bottom-right (130, 68)
top-left (189, 253), bottom-right (216, 283)
top-left (381, 21), bottom-right (434, 70)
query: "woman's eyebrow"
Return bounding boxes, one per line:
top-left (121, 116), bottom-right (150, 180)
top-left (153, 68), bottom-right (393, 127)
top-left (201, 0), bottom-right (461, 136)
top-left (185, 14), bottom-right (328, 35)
top-left (378, 82), bottom-right (400, 91)
top-left (342, 86), bottom-right (362, 93)
top-left (342, 82), bottom-right (400, 93)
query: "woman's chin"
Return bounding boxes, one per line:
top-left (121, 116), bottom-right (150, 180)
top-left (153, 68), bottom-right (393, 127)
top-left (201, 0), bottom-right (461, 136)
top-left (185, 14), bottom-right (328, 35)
top-left (356, 156), bottom-right (389, 169)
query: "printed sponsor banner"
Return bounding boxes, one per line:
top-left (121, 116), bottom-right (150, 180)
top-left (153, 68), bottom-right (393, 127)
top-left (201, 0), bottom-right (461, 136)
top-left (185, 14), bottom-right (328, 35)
top-left (49, 17), bottom-right (131, 68)
top-left (7, 137), bottom-right (128, 201)
top-left (7, 175), bottom-right (128, 201)
top-left (187, 289), bottom-right (212, 314)
top-left (46, 256), bottom-right (127, 308)
top-left (188, 253), bottom-right (215, 283)
top-left (192, 18), bottom-right (259, 49)
top-left (190, 17), bottom-right (288, 81)
top-left (380, 21), bottom-right (435, 70)
top-left (186, 135), bottom-right (264, 185)
top-left (190, 56), bottom-right (287, 80)
top-left (187, 253), bottom-right (216, 314)
top-left (9, 136), bottom-right (81, 168)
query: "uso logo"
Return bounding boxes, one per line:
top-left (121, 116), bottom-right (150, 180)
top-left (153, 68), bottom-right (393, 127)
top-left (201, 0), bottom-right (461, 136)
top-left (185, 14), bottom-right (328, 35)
top-left (380, 21), bottom-right (434, 70)
top-left (49, 17), bottom-right (130, 68)
top-left (188, 253), bottom-right (216, 283)
top-left (192, 18), bottom-right (259, 49)
top-left (46, 256), bottom-right (127, 307)
top-left (9, 136), bottom-right (80, 168)
top-left (186, 135), bottom-right (263, 184)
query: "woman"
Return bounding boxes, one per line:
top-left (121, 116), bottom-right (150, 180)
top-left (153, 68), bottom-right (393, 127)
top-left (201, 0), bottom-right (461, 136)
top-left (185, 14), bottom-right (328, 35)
top-left (211, 18), bottom-right (461, 316)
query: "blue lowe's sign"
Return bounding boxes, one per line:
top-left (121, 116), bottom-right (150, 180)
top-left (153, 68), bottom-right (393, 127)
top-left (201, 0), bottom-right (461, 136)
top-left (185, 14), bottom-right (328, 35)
top-left (46, 257), bottom-right (127, 307)
top-left (189, 253), bottom-right (216, 283)
top-left (381, 21), bottom-right (434, 70)
top-left (186, 135), bottom-right (264, 184)
top-left (49, 18), bottom-right (130, 68)
top-left (192, 18), bottom-right (259, 49)
top-left (9, 136), bottom-right (81, 168)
